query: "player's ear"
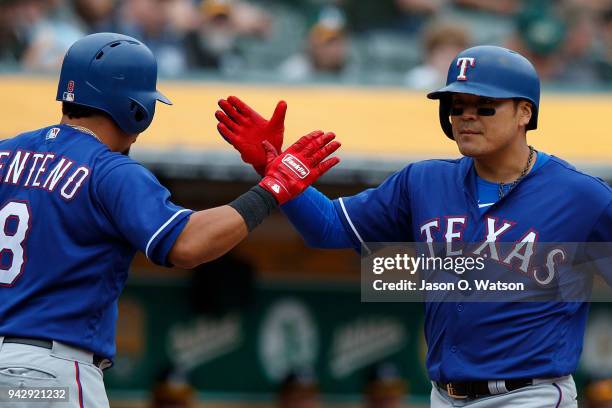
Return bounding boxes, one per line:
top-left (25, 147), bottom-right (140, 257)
top-left (517, 100), bottom-right (532, 128)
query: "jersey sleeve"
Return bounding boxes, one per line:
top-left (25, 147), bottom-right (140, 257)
top-left (95, 161), bottom-right (193, 266)
top-left (332, 165), bottom-right (413, 251)
top-left (281, 187), bottom-right (355, 249)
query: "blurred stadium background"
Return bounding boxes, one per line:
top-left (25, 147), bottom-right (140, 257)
top-left (1, 0), bottom-right (611, 407)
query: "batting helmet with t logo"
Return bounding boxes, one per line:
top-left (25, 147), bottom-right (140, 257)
top-left (427, 45), bottom-right (540, 139)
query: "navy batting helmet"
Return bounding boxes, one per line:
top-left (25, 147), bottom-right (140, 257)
top-left (56, 32), bottom-right (171, 134)
top-left (427, 45), bottom-right (540, 139)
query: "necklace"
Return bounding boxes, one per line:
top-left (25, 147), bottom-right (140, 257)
top-left (498, 145), bottom-right (535, 199)
top-left (65, 124), bottom-right (101, 142)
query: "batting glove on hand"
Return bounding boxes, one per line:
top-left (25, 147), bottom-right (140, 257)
top-left (216, 96), bottom-right (287, 176)
top-left (259, 130), bottom-right (340, 204)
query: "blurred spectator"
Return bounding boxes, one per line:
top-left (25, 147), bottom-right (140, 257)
top-left (341, 0), bottom-right (443, 35)
top-left (185, 0), bottom-right (239, 71)
top-left (562, 0), bottom-right (612, 14)
top-left (277, 369), bottom-right (321, 408)
top-left (404, 21), bottom-right (470, 90)
top-left (184, 0), bottom-right (266, 73)
top-left (394, 0), bottom-right (445, 34)
top-left (585, 378), bottom-right (612, 408)
top-left (334, 1), bottom-right (397, 33)
top-left (278, 6), bottom-right (351, 81)
top-left (71, 0), bottom-right (118, 33)
top-left (150, 367), bottom-right (196, 408)
top-left (595, 7), bottom-right (612, 82)
top-left (452, 0), bottom-right (521, 15)
top-left (363, 362), bottom-right (407, 408)
top-left (508, 1), bottom-right (603, 85)
top-left (232, 1), bottom-right (273, 38)
top-left (0, 0), bottom-right (609, 87)
top-left (164, 0), bottom-right (200, 34)
top-left (554, 3), bottom-right (600, 85)
top-left (507, 4), bottom-right (567, 81)
top-left (19, 0), bottom-right (84, 72)
top-left (0, 0), bottom-right (29, 65)
top-left (118, 0), bottom-right (189, 76)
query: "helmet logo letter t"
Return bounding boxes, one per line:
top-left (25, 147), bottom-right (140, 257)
top-left (456, 57), bottom-right (475, 81)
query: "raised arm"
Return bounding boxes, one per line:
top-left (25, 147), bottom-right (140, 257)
top-left (216, 96), bottom-right (357, 251)
top-left (167, 130), bottom-right (341, 268)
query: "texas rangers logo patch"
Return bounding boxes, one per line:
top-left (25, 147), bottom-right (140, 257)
top-left (456, 57), bottom-right (475, 81)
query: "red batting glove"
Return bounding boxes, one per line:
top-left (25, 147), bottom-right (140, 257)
top-left (259, 131), bottom-right (341, 204)
top-left (216, 96), bottom-right (286, 176)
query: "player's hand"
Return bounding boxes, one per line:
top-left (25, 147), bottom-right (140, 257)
top-left (216, 96), bottom-right (287, 176)
top-left (259, 130), bottom-right (340, 204)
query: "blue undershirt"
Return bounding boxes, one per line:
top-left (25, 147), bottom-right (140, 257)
top-left (476, 151), bottom-right (549, 214)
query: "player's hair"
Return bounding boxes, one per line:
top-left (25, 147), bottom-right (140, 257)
top-left (62, 102), bottom-right (111, 120)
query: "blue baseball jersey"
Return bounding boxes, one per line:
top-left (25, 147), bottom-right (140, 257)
top-left (0, 125), bottom-right (192, 359)
top-left (333, 155), bottom-right (611, 382)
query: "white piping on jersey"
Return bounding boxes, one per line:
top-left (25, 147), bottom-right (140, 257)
top-left (478, 202), bottom-right (495, 208)
top-left (338, 197), bottom-right (371, 254)
top-left (145, 209), bottom-right (191, 260)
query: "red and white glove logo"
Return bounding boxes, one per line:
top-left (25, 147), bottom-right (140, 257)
top-left (281, 154), bottom-right (310, 179)
top-left (259, 131), bottom-right (340, 204)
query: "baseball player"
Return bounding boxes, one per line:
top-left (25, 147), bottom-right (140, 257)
top-left (216, 45), bottom-right (612, 407)
top-left (0, 32), bottom-right (340, 407)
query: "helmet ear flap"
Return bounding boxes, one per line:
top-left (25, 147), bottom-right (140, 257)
top-left (439, 98), bottom-right (454, 140)
top-left (111, 98), bottom-right (153, 134)
top-left (129, 99), bottom-right (148, 124)
top-left (124, 98), bottom-right (155, 133)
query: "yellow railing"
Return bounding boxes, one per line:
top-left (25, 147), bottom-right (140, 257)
top-left (1, 77), bottom-right (610, 164)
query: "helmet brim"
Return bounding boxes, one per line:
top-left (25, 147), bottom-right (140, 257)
top-left (427, 82), bottom-right (528, 101)
top-left (156, 90), bottom-right (172, 105)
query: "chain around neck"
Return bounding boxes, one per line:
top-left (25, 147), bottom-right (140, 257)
top-left (65, 124), bottom-right (101, 142)
top-left (498, 145), bottom-right (535, 200)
